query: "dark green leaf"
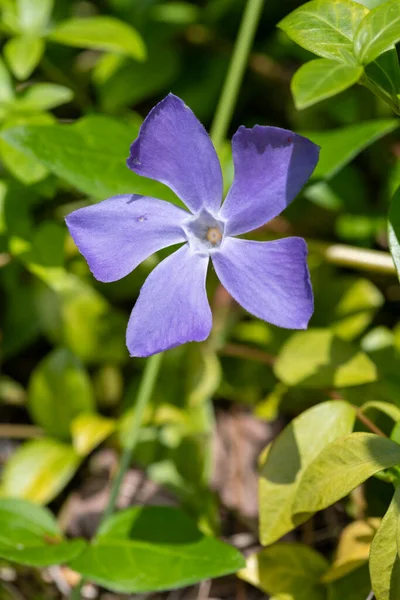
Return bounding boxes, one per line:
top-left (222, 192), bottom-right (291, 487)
top-left (388, 186), bottom-right (400, 279)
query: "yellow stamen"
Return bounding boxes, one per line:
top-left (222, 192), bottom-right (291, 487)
top-left (206, 227), bottom-right (222, 245)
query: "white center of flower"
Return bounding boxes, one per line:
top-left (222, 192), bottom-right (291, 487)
top-left (183, 209), bottom-right (225, 254)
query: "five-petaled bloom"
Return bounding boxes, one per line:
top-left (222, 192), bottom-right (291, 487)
top-left (66, 94), bottom-right (319, 357)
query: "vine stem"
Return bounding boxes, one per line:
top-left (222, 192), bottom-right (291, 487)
top-left (71, 352), bottom-right (163, 599)
top-left (210, 0), bottom-right (265, 148)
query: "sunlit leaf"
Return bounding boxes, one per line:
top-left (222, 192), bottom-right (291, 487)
top-left (49, 17), bottom-right (146, 61)
top-left (16, 83), bottom-right (73, 112)
top-left (71, 413), bottom-right (116, 457)
top-left (293, 433), bottom-right (400, 516)
top-left (278, 0), bottom-right (368, 64)
top-left (239, 543), bottom-right (328, 600)
top-left (322, 519), bottom-right (380, 582)
top-left (274, 329), bottom-right (377, 388)
top-left (354, 0), bottom-right (400, 65)
top-left (361, 401), bottom-right (400, 423)
top-left (1, 438), bottom-right (80, 504)
top-left (259, 400), bottom-right (356, 545)
top-left (4, 35), bottom-right (45, 80)
top-left (69, 506), bottom-right (245, 593)
top-left (16, 0), bottom-right (53, 34)
top-left (369, 486), bottom-right (400, 600)
top-left (0, 498), bottom-right (85, 566)
top-left (292, 59), bottom-right (363, 109)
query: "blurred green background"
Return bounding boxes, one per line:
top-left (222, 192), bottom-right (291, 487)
top-left (0, 0), bottom-right (400, 596)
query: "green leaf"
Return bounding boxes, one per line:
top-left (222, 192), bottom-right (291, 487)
top-left (48, 17), bottom-right (146, 61)
top-left (304, 119), bottom-right (399, 179)
top-left (327, 565), bottom-right (371, 600)
top-left (1, 114), bottom-right (178, 201)
top-left (0, 498), bottom-right (85, 566)
top-left (69, 506), bottom-right (245, 593)
top-left (388, 186), bottom-right (400, 280)
top-left (4, 36), bottom-right (45, 80)
top-left (1, 438), bottom-right (80, 504)
top-left (292, 59), bottom-right (363, 109)
top-left (16, 83), bottom-right (73, 112)
top-left (0, 56), bottom-right (14, 104)
top-left (93, 45), bottom-right (179, 112)
top-left (354, 0), bottom-right (400, 65)
top-left (0, 112), bottom-right (53, 184)
top-left (71, 413), bottom-right (116, 457)
top-left (274, 329), bottom-right (377, 388)
top-left (361, 400), bottom-right (400, 422)
top-left (28, 348), bottom-right (94, 440)
top-left (238, 543), bottom-right (328, 600)
top-left (293, 433), bottom-right (400, 516)
top-left (369, 486), bottom-right (400, 600)
top-left (259, 400), bottom-right (355, 545)
top-left (365, 49), bottom-right (400, 99)
top-left (16, 0), bottom-right (53, 33)
top-left (278, 0), bottom-right (368, 64)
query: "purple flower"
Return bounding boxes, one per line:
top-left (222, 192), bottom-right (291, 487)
top-left (66, 94), bottom-right (319, 357)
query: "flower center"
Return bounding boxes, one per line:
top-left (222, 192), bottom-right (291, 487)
top-left (183, 209), bottom-right (225, 254)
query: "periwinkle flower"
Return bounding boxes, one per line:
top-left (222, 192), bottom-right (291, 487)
top-left (66, 94), bottom-right (319, 357)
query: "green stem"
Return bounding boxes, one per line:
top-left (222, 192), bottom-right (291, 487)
top-left (71, 352), bottom-right (163, 599)
top-left (307, 240), bottom-right (395, 275)
top-left (210, 0), bottom-right (264, 148)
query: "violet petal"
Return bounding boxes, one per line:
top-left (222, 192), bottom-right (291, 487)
top-left (65, 194), bottom-right (188, 283)
top-left (127, 94), bottom-right (223, 214)
top-left (127, 245), bottom-right (212, 357)
top-left (212, 237), bottom-right (313, 329)
top-left (219, 126), bottom-right (319, 236)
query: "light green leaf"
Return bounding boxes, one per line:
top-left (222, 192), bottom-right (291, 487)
top-left (274, 329), bottom-right (377, 388)
top-left (1, 438), bottom-right (80, 504)
top-left (151, 2), bottom-right (201, 24)
top-left (4, 35), bottom-right (45, 80)
top-left (48, 17), bottom-right (146, 61)
top-left (0, 56), bottom-right (14, 104)
top-left (293, 433), bottom-right (400, 516)
top-left (304, 119), bottom-right (399, 179)
top-left (16, 83), bottom-right (73, 111)
top-left (259, 400), bottom-right (355, 545)
top-left (354, 0), bottom-right (400, 65)
top-left (1, 114), bottom-right (177, 201)
top-left (71, 413), bottom-right (116, 457)
top-left (238, 543), bottom-right (328, 600)
top-left (69, 506), bottom-right (245, 593)
top-left (361, 400), bottom-right (400, 422)
top-left (369, 486), bottom-right (400, 600)
top-left (388, 186), bottom-right (400, 280)
top-left (278, 0), bottom-right (368, 64)
top-left (16, 0), bottom-right (53, 33)
top-left (365, 49), bottom-right (400, 99)
top-left (292, 59), bottom-right (363, 109)
top-left (0, 498), bottom-right (85, 566)
top-left (28, 348), bottom-right (94, 440)
top-left (0, 112), bottom-right (53, 184)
